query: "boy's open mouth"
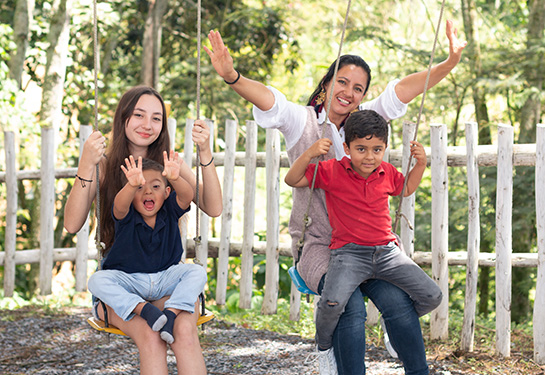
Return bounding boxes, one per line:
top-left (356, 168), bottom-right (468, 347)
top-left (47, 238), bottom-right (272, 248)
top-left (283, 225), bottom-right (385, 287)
top-left (143, 199), bottom-right (155, 210)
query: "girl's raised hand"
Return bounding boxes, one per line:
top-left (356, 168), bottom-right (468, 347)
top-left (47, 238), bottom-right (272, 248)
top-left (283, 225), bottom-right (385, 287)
top-left (121, 155), bottom-right (145, 187)
top-left (163, 150), bottom-right (180, 181)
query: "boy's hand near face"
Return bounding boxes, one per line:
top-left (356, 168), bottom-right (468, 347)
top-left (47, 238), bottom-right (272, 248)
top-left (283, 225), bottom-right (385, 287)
top-left (305, 138), bottom-right (332, 159)
top-left (121, 155), bottom-right (146, 187)
top-left (163, 150), bottom-right (181, 182)
top-left (285, 138), bottom-right (332, 188)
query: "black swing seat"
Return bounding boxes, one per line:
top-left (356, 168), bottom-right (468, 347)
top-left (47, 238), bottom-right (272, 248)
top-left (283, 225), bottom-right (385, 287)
top-left (86, 309), bottom-right (215, 336)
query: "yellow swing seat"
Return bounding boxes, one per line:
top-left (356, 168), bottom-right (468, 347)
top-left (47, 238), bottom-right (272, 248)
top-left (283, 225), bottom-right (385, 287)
top-left (87, 309), bottom-right (215, 336)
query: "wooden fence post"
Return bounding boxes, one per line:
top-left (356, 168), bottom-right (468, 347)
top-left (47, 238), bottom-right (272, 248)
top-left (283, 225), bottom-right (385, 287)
top-left (240, 120), bottom-right (257, 309)
top-left (262, 128), bottom-right (280, 315)
top-left (430, 123), bottom-right (449, 340)
top-left (3, 131), bottom-right (17, 297)
top-left (75, 125), bottom-right (92, 291)
top-left (216, 119), bottom-right (237, 305)
top-left (461, 122), bottom-right (480, 352)
top-left (495, 123), bottom-right (513, 358)
top-left (39, 126), bottom-right (55, 295)
top-left (534, 123), bottom-right (545, 363)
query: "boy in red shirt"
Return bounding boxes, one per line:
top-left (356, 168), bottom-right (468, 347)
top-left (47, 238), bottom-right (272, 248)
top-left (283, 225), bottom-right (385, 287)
top-left (285, 109), bottom-right (442, 363)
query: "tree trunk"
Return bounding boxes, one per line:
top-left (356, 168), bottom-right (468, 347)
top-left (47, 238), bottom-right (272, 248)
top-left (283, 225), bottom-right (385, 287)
top-left (510, 0), bottom-right (545, 323)
top-left (9, 0), bottom-right (35, 88)
top-left (141, 0), bottom-right (168, 88)
top-left (40, 0), bottom-right (72, 129)
top-left (461, 0), bottom-right (492, 144)
top-left (519, 0), bottom-right (545, 144)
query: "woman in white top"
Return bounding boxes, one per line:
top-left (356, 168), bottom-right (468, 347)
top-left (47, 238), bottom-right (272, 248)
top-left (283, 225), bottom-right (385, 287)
top-left (205, 20), bottom-right (466, 375)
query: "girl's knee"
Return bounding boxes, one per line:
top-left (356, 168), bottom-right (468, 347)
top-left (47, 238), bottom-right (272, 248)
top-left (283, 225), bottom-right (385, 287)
top-left (87, 272), bottom-right (103, 293)
top-left (134, 328), bottom-right (166, 349)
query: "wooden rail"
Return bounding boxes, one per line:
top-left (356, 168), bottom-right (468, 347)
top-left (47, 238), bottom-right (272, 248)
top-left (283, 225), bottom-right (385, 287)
top-left (1, 120), bottom-right (544, 363)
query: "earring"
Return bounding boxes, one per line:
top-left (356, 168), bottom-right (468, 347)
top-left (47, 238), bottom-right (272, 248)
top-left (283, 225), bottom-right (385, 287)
top-left (315, 89), bottom-right (326, 105)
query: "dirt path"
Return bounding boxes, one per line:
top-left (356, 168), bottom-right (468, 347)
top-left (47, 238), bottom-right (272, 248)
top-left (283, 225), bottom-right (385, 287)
top-left (0, 306), bottom-right (539, 374)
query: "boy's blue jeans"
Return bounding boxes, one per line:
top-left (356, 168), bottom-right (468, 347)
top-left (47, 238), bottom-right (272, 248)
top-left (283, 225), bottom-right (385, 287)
top-left (88, 263), bottom-right (207, 321)
top-left (326, 279), bottom-right (430, 375)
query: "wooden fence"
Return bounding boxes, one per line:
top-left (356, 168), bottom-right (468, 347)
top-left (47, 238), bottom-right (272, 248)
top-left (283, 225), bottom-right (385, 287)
top-left (1, 120), bottom-right (544, 363)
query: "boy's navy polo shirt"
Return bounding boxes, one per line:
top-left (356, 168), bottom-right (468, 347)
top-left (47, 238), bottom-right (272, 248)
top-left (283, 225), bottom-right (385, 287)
top-left (305, 157), bottom-right (404, 249)
top-left (102, 192), bottom-right (190, 273)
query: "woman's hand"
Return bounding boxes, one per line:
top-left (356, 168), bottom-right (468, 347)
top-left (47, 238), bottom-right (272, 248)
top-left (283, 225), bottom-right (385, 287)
top-left (204, 30), bottom-right (238, 83)
top-left (444, 19), bottom-right (468, 68)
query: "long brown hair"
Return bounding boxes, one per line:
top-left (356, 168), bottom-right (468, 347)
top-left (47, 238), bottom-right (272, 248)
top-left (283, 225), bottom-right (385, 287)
top-left (99, 86), bottom-right (170, 253)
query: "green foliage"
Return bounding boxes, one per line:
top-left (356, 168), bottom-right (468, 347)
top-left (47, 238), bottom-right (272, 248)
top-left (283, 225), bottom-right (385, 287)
top-left (0, 25), bottom-right (33, 132)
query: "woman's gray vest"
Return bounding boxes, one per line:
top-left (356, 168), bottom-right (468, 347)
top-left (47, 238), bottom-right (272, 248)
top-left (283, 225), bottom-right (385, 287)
top-left (286, 107), bottom-right (337, 293)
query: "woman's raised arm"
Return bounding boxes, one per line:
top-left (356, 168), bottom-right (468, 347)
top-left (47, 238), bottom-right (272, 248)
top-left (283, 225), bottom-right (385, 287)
top-left (204, 30), bottom-right (275, 112)
top-left (394, 20), bottom-right (467, 104)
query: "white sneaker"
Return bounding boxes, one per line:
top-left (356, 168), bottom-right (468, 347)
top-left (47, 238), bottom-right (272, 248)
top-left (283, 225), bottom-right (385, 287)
top-left (305, 346), bottom-right (338, 375)
top-left (380, 316), bottom-right (399, 359)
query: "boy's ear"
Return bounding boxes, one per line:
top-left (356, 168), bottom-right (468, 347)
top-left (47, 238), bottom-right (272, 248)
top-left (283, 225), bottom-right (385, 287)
top-left (165, 186), bottom-right (171, 197)
top-left (343, 142), bottom-right (350, 156)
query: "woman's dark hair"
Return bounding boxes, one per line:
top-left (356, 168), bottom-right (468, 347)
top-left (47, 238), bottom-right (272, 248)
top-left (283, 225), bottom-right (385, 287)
top-left (344, 110), bottom-right (388, 146)
top-left (99, 86), bottom-right (170, 253)
top-left (307, 55), bottom-right (372, 106)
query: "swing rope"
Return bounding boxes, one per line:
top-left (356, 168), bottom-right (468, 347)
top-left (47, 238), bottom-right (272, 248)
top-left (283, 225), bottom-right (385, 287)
top-left (193, 0), bottom-right (203, 265)
top-left (392, 0), bottom-right (446, 233)
top-left (295, 0), bottom-right (352, 263)
top-left (92, 0), bottom-right (105, 265)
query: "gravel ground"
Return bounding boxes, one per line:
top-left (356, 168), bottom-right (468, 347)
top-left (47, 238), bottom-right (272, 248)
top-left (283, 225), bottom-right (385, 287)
top-left (0, 306), bottom-right (461, 374)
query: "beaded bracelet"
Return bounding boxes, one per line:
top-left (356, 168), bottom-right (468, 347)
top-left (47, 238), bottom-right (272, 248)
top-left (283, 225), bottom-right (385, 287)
top-left (200, 157), bottom-right (214, 167)
top-left (75, 174), bottom-right (93, 188)
top-left (224, 70), bottom-right (241, 85)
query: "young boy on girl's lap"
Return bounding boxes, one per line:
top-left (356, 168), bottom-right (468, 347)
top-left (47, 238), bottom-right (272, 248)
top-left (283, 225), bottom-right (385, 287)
top-left (285, 109), bottom-right (442, 358)
top-left (88, 150), bottom-right (207, 345)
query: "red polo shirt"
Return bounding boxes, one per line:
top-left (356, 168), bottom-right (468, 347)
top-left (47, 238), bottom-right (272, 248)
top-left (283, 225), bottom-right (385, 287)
top-left (305, 157), bottom-right (405, 249)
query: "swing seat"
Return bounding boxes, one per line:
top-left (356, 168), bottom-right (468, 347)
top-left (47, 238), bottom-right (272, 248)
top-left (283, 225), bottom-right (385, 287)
top-left (87, 310), bottom-right (215, 336)
top-left (289, 266), bottom-right (318, 295)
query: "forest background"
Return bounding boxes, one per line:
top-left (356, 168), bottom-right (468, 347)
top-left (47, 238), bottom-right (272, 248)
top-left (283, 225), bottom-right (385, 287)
top-left (0, 0), bottom-right (544, 343)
